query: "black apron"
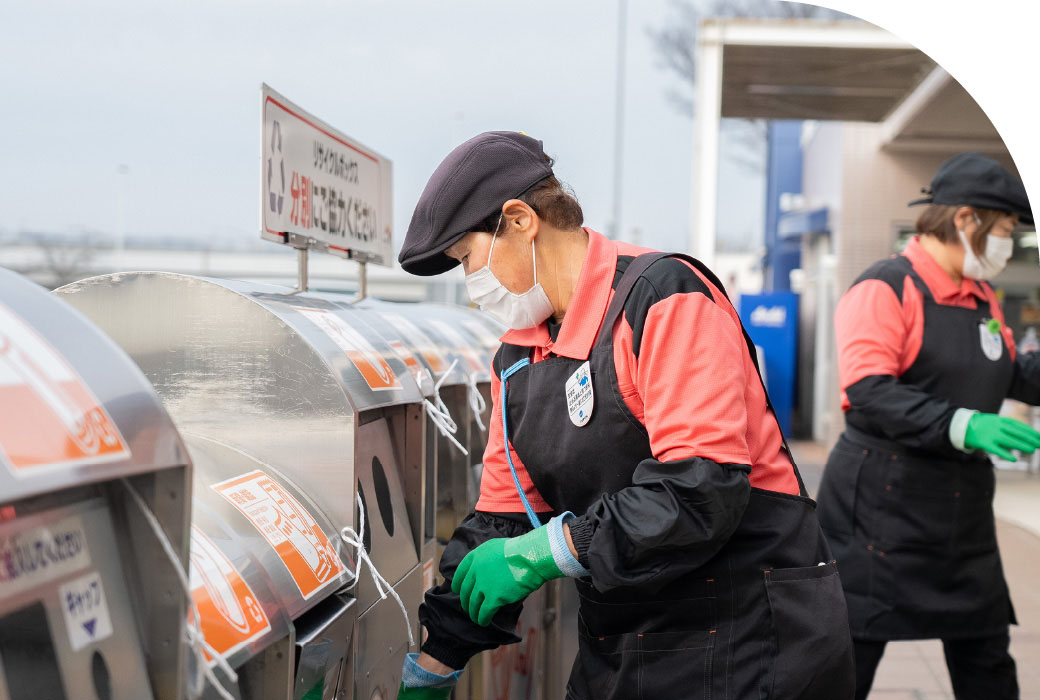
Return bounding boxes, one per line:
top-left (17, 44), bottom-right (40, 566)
top-left (497, 253), bottom-right (854, 700)
top-left (817, 265), bottom-right (1016, 641)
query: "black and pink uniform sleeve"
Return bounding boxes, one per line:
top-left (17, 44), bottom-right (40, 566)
top-left (418, 242), bottom-right (802, 668)
top-left (565, 257), bottom-right (796, 588)
top-left (837, 240), bottom-right (1040, 456)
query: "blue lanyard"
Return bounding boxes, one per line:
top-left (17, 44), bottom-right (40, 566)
top-left (500, 358), bottom-right (542, 529)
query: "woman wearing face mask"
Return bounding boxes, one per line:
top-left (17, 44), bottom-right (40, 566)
top-left (815, 152), bottom-right (1040, 700)
top-left (393, 131), bottom-right (854, 700)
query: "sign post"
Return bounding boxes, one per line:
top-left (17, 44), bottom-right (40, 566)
top-left (260, 84), bottom-right (393, 293)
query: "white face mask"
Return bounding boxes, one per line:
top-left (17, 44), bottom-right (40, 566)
top-left (464, 215), bottom-right (554, 330)
top-left (959, 214), bottom-right (1014, 280)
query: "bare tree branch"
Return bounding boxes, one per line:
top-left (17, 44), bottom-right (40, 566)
top-left (648, 0), bottom-right (851, 169)
top-left (26, 234), bottom-right (100, 288)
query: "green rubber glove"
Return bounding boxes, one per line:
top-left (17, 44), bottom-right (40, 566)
top-left (451, 525), bottom-right (563, 627)
top-left (396, 684), bottom-right (451, 700)
top-left (964, 413), bottom-right (1040, 461)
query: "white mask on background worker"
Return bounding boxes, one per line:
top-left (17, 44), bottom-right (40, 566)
top-left (959, 213), bottom-right (1014, 280)
top-left (464, 215), bottom-right (554, 329)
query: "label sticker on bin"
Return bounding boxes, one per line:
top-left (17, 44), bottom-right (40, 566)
top-left (59, 570), bottom-right (113, 651)
top-left (189, 526), bottom-right (271, 662)
top-left (0, 302), bottom-right (130, 473)
top-left (380, 312), bottom-right (449, 374)
top-left (423, 558), bottom-right (435, 593)
top-left (428, 320), bottom-right (486, 373)
top-left (294, 306), bottom-right (402, 391)
top-left (213, 470), bottom-right (347, 599)
top-left (388, 340), bottom-right (429, 388)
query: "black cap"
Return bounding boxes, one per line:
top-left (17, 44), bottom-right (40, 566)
top-left (908, 152), bottom-right (1033, 225)
top-left (399, 131), bottom-right (553, 276)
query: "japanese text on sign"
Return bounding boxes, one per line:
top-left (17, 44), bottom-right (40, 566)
top-left (60, 570), bottom-right (113, 651)
top-left (212, 470), bottom-right (348, 599)
top-left (0, 515), bottom-right (91, 597)
top-left (261, 84), bottom-right (393, 265)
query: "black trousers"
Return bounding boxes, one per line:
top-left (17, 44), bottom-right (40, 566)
top-left (853, 634), bottom-right (1018, 700)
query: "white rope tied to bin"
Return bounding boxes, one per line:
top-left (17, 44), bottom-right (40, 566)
top-left (340, 495), bottom-right (415, 648)
top-left (424, 358), bottom-right (468, 456)
top-left (466, 369), bottom-right (488, 433)
top-left (121, 479), bottom-right (238, 700)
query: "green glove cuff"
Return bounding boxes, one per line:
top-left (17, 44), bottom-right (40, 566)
top-left (396, 683), bottom-right (451, 700)
top-left (503, 523), bottom-right (564, 581)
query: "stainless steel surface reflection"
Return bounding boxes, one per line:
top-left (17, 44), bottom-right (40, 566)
top-left (56, 272), bottom-right (422, 534)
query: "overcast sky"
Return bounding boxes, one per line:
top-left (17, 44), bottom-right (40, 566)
top-left (0, 0), bottom-right (766, 259)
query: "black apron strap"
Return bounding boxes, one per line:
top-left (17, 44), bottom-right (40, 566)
top-left (593, 253), bottom-right (671, 348)
top-left (594, 252), bottom-right (809, 497)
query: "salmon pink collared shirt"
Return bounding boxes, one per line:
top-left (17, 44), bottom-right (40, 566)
top-left (475, 228), bottom-right (801, 513)
top-left (834, 235), bottom-right (1015, 411)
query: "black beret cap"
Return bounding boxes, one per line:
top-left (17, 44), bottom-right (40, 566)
top-left (909, 152), bottom-right (1033, 225)
top-left (399, 131), bottom-right (553, 276)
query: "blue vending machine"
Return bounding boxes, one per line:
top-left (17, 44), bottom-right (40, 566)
top-left (739, 292), bottom-right (798, 437)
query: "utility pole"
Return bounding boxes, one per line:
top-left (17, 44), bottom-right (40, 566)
top-left (610, 0), bottom-right (628, 240)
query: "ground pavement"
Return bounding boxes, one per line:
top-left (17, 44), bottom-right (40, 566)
top-left (790, 441), bottom-right (1040, 699)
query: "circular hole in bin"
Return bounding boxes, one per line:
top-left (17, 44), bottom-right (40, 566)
top-left (371, 456), bottom-right (395, 538)
top-left (92, 650), bottom-right (112, 700)
top-left (357, 484), bottom-right (373, 554)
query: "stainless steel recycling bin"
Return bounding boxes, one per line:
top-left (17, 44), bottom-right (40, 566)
top-left (0, 267), bottom-right (192, 700)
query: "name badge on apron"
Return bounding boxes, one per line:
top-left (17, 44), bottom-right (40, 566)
top-left (565, 361), bottom-right (594, 427)
top-left (979, 320), bottom-right (1003, 361)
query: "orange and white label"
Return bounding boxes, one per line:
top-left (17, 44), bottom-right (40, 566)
top-left (294, 307), bottom-right (401, 391)
top-left (189, 526), bottom-right (271, 663)
top-left (380, 312), bottom-right (449, 374)
top-left (388, 340), bottom-right (426, 387)
top-left (423, 558), bottom-right (435, 593)
top-left (0, 302), bottom-right (129, 473)
top-left (212, 470), bottom-right (347, 599)
top-left (428, 320), bottom-right (486, 374)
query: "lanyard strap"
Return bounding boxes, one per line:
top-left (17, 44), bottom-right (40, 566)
top-left (500, 357), bottom-right (542, 529)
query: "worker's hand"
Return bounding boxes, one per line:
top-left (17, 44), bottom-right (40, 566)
top-left (964, 413), bottom-right (1040, 461)
top-left (451, 525), bottom-right (562, 627)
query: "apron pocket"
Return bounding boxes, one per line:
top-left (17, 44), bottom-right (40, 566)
top-left (763, 562), bottom-right (855, 700)
top-left (880, 454), bottom-right (955, 548)
top-left (569, 579), bottom-right (718, 700)
top-left (572, 629), bottom-right (715, 700)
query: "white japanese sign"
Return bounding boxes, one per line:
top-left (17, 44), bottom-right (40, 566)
top-left (0, 515), bottom-right (91, 597)
top-left (261, 84), bottom-right (393, 266)
top-left (60, 570), bottom-right (113, 651)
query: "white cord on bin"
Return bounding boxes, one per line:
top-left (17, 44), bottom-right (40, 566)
top-left (121, 479), bottom-right (238, 700)
top-left (466, 370), bottom-right (487, 433)
top-left (424, 359), bottom-right (468, 456)
top-left (340, 495), bottom-right (415, 648)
